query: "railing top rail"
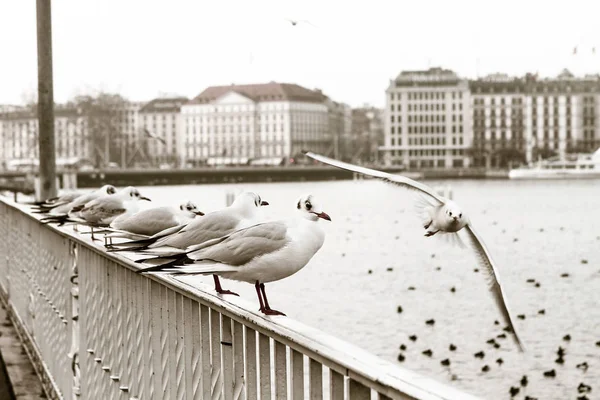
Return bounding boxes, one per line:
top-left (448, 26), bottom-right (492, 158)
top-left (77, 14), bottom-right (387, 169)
top-left (0, 195), bottom-right (480, 400)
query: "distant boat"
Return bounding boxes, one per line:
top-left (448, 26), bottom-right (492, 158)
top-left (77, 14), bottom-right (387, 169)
top-left (509, 147), bottom-right (600, 179)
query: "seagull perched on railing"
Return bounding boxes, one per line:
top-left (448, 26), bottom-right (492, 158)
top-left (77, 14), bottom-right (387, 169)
top-left (109, 192), bottom-right (269, 296)
top-left (136, 194), bottom-right (331, 316)
top-left (303, 151), bottom-right (525, 351)
top-left (29, 191), bottom-right (84, 211)
top-left (38, 185), bottom-right (117, 223)
top-left (68, 186), bottom-right (151, 227)
top-left (101, 201), bottom-right (204, 242)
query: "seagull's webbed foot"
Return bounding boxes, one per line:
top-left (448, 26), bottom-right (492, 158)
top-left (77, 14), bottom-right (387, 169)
top-left (213, 275), bottom-right (239, 296)
top-left (260, 307), bottom-right (286, 316)
top-left (257, 282), bottom-right (285, 316)
top-left (424, 220), bottom-right (433, 229)
top-left (425, 230), bottom-right (439, 237)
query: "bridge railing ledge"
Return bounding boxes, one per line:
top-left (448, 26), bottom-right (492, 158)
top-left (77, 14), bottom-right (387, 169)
top-left (0, 195), bottom-right (480, 400)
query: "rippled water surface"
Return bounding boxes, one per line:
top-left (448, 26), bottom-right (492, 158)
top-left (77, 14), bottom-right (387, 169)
top-left (136, 178), bottom-right (600, 400)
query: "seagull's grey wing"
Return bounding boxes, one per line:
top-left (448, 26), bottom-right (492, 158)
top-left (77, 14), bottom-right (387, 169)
top-left (150, 211), bottom-right (240, 249)
top-left (111, 207), bottom-right (177, 236)
top-left (81, 197), bottom-right (126, 223)
top-left (304, 151), bottom-right (445, 205)
top-left (188, 221), bottom-right (289, 266)
top-left (463, 224), bottom-right (524, 351)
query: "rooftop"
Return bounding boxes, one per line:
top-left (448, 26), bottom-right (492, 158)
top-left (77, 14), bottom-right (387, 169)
top-left (188, 82), bottom-right (327, 104)
top-left (140, 97), bottom-right (189, 113)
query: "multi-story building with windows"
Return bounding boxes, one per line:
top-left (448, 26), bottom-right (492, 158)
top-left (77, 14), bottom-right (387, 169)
top-left (138, 97), bottom-right (188, 166)
top-left (384, 68), bottom-right (600, 169)
top-left (181, 82), bottom-right (329, 165)
top-left (325, 98), bottom-right (352, 160)
top-left (382, 68), bottom-right (472, 168)
top-left (351, 106), bottom-right (384, 162)
top-left (471, 70), bottom-right (600, 166)
top-left (0, 107), bottom-right (90, 169)
top-left (470, 74), bottom-right (527, 167)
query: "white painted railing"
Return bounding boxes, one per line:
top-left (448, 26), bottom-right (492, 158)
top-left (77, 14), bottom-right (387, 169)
top-left (0, 196), bottom-right (480, 400)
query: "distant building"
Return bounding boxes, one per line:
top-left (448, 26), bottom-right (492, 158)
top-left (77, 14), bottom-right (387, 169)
top-left (351, 106), bottom-right (384, 163)
top-left (325, 99), bottom-right (352, 160)
top-left (0, 107), bottom-right (90, 169)
top-left (469, 75), bottom-right (527, 167)
top-left (138, 97), bottom-right (188, 167)
top-left (383, 68), bottom-right (472, 168)
top-left (181, 82), bottom-right (329, 166)
top-left (470, 70), bottom-right (600, 166)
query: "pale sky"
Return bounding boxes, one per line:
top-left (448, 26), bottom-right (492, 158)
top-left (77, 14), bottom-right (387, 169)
top-left (1, 0), bottom-right (599, 108)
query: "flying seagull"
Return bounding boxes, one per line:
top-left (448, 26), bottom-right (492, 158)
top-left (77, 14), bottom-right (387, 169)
top-left (286, 18), bottom-right (318, 28)
top-left (303, 151), bottom-right (525, 351)
top-left (144, 128), bottom-right (166, 145)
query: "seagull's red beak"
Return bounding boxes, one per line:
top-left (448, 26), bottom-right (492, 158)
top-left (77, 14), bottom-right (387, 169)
top-left (194, 210), bottom-right (205, 216)
top-left (260, 200), bottom-right (269, 206)
top-left (314, 211), bottom-right (331, 221)
top-left (140, 196), bottom-right (151, 201)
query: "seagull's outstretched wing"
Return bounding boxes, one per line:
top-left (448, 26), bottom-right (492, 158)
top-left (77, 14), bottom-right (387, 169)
top-left (303, 151), bottom-right (445, 205)
top-left (144, 128), bottom-right (166, 145)
top-left (463, 224), bottom-right (525, 352)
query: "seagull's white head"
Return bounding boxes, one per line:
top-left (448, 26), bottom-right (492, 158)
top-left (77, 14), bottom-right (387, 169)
top-left (120, 186), bottom-right (151, 202)
top-left (442, 200), bottom-right (466, 227)
top-left (179, 200), bottom-right (204, 216)
top-left (232, 191), bottom-right (269, 209)
top-left (296, 194), bottom-right (331, 222)
top-left (99, 184), bottom-right (117, 195)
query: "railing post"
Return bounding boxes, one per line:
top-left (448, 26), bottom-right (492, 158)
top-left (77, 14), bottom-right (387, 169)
top-left (68, 243), bottom-right (81, 398)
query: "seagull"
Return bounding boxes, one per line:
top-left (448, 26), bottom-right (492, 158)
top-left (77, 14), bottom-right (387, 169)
top-left (303, 151), bottom-right (525, 351)
top-left (30, 191), bottom-right (85, 212)
top-left (38, 185), bottom-right (117, 224)
top-left (286, 18), bottom-right (318, 28)
top-left (110, 192), bottom-right (269, 295)
top-left (137, 194), bottom-right (331, 316)
top-left (103, 201), bottom-right (204, 242)
top-left (69, 186), bottom-right (151, 227)
top-left (144, 128), bottom-right (166, 145)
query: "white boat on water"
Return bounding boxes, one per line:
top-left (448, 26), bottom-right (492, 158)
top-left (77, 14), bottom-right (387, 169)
top-left (509, 147), bottom-right (600, 179)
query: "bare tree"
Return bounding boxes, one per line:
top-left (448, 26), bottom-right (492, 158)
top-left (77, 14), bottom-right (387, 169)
top-left (68, 92), bottom-right (128, 168)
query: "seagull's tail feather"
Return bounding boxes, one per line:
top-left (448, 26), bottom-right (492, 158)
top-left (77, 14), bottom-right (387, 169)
top-left (39, 215), bottom-right (71, 226)
top-left (136, 255), bottom-right (194, 272)
top-left (135, 246), bottom-right (186, 257)
top-left (436, 231), bottom-right (467, 249)
top-left (170, 263), bottom-right (238, 275)
top-left (103, 228), bottom-right (150, 241)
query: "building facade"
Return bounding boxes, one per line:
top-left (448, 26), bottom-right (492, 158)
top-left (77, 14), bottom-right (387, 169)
top-left (0, 107), bottom-right (90, 169)
top-left (181, 82), bottom-right (329, 165)
top-left (471, 70), bottom-right (600, 166)
top-left (138, 97), bottom-right (188, 167)
top-left (384, 68), bottom-right (600, 169)
top-left (351, 106), bottom-right (384, 163)
top-left (383, 68), bottom-right (472, 168)
top-left (325, 99), bottom-right (352, 160)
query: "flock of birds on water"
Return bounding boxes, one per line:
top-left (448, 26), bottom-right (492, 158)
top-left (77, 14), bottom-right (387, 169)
top-left (23, 151), bottom-right (597, 399)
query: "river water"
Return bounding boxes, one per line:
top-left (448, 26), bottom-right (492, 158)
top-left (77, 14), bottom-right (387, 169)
top-left (134, 178), bottom-right (600, 400)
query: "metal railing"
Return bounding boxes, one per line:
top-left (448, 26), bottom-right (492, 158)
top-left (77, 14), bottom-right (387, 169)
top-left (0, 196), bottom-right (480, 400)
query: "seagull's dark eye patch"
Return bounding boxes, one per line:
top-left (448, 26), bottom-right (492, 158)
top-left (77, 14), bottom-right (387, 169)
top-left (297, 201), bottom-right (301, 209)
top-left (449, 211), bottom-right (453, 216)
top-left (459, 213), bottom-right (462, 218)
top-left (305, 201), bottom-right (312, 210)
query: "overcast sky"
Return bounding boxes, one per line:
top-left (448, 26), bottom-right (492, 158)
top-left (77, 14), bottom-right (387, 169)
top-left (1, 0), bottom-right (599, 108)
